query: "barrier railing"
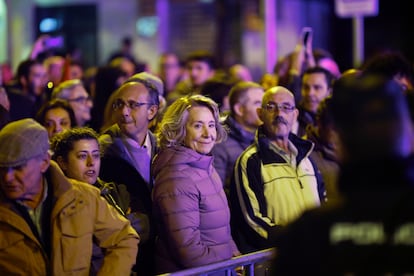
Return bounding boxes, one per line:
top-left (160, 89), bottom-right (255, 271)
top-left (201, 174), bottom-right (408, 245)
top-left (157, 247), bottom-right (276, 276)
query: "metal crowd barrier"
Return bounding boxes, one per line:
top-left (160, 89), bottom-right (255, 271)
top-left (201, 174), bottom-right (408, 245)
top-left (157, 248), bottom-right (276, 276)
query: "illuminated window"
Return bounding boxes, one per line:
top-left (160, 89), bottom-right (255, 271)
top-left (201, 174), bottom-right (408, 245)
top-left (136, 16), bottom-right (158, 38)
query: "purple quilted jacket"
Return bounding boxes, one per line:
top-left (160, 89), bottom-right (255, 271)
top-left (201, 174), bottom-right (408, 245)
top-left (152, 145), bottom-right (240, 274)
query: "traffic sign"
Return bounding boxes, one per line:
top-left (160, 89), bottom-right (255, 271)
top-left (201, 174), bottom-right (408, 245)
top-left (335, 0), bottom-right (378, 18)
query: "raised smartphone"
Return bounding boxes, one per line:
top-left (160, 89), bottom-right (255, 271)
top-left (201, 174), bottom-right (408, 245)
top-left (302, 27), bottom-right (312, 45)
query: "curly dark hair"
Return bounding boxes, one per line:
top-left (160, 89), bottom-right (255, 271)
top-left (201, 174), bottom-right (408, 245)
top-left (51, 127), bottom-right (100, 162)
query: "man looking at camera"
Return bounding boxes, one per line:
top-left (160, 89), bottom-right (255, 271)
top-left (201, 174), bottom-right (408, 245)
top-left (229, 86), bottom-right (325, 254)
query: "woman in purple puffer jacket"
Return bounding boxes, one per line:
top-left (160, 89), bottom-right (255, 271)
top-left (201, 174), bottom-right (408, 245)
top-left (152, 94), bottom-right (241, 274)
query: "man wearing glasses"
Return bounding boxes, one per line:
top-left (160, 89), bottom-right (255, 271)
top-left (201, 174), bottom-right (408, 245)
top-left (51, 79), bottom-right (93, 127)
top-left (99, 72), bottom-right (161, 276)
top-left (229, 86), bottom-right (325, 256)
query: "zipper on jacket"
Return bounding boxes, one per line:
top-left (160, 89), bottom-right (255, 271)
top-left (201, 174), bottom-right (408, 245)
top-left (298, 179), bottom-right (304, 189)
top-left (295, 168), bottom-right (304, 189)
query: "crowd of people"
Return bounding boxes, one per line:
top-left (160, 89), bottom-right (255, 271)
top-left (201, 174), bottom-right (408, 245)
top-left (1, 30), bottom-right (414, 275)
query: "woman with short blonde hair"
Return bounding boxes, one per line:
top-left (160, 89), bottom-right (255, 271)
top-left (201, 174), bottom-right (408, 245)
top-left (152, 94), bottom-right (239, 274)
top-left (156, 94), bottom-right (227, 149)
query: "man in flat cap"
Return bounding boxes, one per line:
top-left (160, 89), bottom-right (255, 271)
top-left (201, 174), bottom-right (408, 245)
top-left (0, 118), bottom-right (139, 275)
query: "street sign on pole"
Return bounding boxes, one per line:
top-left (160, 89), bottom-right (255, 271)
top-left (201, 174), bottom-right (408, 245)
top-left (335, 0), bottom-right (378, 18)
top-left (335, 0), bottom-right (379, 67)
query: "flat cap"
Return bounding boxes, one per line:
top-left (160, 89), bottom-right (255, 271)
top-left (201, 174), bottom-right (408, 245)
top-left (0, 118), bottom-right (49, 167)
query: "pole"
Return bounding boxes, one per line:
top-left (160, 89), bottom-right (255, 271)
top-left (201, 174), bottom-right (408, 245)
top-left (264, 0), bottom-right (277, 73)
top-left (353, 15), bottom-right (364, 68)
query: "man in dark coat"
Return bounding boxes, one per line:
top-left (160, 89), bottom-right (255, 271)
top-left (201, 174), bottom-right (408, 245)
top-left (99, 72), bottom-right (161, 276)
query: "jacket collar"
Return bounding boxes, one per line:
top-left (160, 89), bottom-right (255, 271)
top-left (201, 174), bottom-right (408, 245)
top-left (46, 161), bottom-right (72, 199)
top-left (256, 126), bottom-right (314, 164)
top-left (100, 124), bottom-right (158, 159)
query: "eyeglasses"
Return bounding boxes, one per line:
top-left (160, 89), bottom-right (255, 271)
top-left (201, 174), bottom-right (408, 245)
top-left (263, 102), bottom-right (295, 113)
top-left (112, 99), bottom-right (153, 111)
top-left (68, 96), bottom-right (92, 104)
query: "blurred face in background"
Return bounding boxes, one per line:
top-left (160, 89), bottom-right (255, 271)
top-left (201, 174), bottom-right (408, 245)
top-left (69, 64), bottom-right (84, 80)
top-left (238, 87), bottom-right (264, 132)
top-left (187, 61), bottom-right (214, 87)
top-left (184, 106), bottom-right (217, 155)
top-left (301, 72), bottom-right (331, 114)
top-left (119, 58), bottom-right (136, 78)
top-left (159, 53), bottom-right (182, 93)
top-left (45, 56), bottom-right (64, 85)
top-left (43, 107), bottom-right (72, 138)
top-left (229, 64), bottom-right (253, 82)
top-left (57, 139), bottom-right (100, 185)
top-left (23, 64), bottom-right (47, 97)
top-left (67, 85), bottom-right (93, 126)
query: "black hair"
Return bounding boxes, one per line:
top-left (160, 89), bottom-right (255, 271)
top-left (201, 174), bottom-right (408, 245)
top-left (361, 49), bottom-right (414, 85)
top-left (16, 59), bottom-right (43, 85)
top-left (35, 98), bottom-right (77, 128)
top-left (200, 77), bottom-right (235, 109)
top-left (186, 50), bottom-right (217, 70)
top-left (303, 66), bottom-right (335, 88)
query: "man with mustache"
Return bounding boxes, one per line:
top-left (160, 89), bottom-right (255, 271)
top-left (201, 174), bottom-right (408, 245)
top-left (99, 72), bottom-right (161, 276)
top-left (229, 86), bottom-right (325, 258)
